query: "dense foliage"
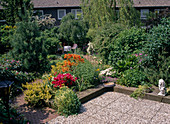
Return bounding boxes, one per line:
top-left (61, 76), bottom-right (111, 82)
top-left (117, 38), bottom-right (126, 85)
top-left (81, 0), bottom-right (116, 28)
top-left (0, 25), bottom-right (15, 54)
top-left (0, 0), bottom-right (33, 25)
top-left (54, 86), bottom-right (81, 116)
top-left (22, 81), bottom-right (54, 107)
top-left (10, 20), bottom-right (49, 73)
top-left (58, 13), bottom-right (89, 48)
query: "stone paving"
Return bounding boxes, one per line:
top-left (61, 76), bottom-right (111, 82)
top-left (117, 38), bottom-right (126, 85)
top-left (48, 92), bottom-right (170, 124)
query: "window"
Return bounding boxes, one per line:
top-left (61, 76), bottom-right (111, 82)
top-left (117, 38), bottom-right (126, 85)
top-left (58, 9), bottom-right (66, 20)
top-left (154, 9), bottom-right (160, 14)
top-left (141, 9), bottom-right (149, 19)
top-left (71, 9), bottom-right (82, 19)
top-left (33, 10), bottom-right (44, 16)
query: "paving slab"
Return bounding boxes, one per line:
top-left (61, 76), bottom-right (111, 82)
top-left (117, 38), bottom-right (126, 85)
top-left (48, 92), bottom-right (170, 124)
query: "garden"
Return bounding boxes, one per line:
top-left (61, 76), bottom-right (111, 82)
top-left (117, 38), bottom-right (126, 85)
top-left (0, 0), bottom-right (170, 123)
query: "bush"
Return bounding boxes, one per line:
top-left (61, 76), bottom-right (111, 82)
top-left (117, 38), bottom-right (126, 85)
top-left (58, 13), bottom-right (89, 48)
top-left (10, 20), bottom-right (50, 73)
top-left (130, 85), bottom-right (152, 99)
top-left (54, 86), bottom-right (81, 116)
top-left (22, 81), bottom-right (54, 107)
top-left (106, 27), bottom-right (146, 66)
top-left (72, 60), bottom-right (100, 91)
top-left (93, 23), bottom-right (126, 63)
top-left (41, 27), bottom-right (61, 54)
top-left (141, 17), bottom-right (170, 87)
top-left (0, 25), bottom-right (15, 54)
top-left (118, 68), bottom-right (148, 87)
top-left (143, 17), bottom-right (170, 65)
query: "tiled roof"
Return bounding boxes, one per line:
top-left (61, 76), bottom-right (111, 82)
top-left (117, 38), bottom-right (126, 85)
top-left (32, 0), bottom-right (81, 8)
top-left (133, 0), bottom-right (170, 7)
top-left (0, 0), bottom-right (170, 9)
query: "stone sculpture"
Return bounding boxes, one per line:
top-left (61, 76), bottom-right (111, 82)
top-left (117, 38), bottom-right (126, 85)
top-left (158, 79), bottom-right (167, 96)
top-left (87, 42), bottom-right (95, 55)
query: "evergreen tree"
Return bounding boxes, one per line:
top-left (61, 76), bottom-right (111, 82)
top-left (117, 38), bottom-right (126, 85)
top-left (81, 0), bottom-right (116, 28)
top-left (10, 20), bottom-right (49, 73)
top-left (0, 0), bottom-right (33, 26)
top-left (119, 0), bottom-right (141, 27)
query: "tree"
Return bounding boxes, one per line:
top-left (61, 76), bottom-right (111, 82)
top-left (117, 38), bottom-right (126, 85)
top-left (0, 0), bottom-right (33, 26)
top-left (81, 0), bottom-right (116, 28)
top-left (118, 0), bottom-right (141, 27)
top-left (58, 13), bottom-right (89, 48)
top-left (10, 20), bottom-right (49, 73)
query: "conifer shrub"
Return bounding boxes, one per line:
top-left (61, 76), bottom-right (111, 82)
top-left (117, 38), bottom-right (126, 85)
top-left (54, 86), bottom-right (81, 116)
top-left (10, 20), bottom-right (50, 74)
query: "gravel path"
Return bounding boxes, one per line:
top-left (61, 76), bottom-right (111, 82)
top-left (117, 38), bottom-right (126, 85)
top-left (48, 92), bottom-right (170, 124)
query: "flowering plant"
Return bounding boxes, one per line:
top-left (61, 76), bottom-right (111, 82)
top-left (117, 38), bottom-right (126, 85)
top-left (62, 54), bottom-right (84, 72)
top-left (52, 73), bottom-right (77, 88)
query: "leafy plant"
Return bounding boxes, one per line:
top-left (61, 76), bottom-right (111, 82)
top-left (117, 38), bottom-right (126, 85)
top-left (10, 20), bottom-right (50, 74)
top-left (0, 101), bottom-right (29, 124)
top-left (130, 85), bottom-right (152, 99)
top-left (22, 81), bottom-right (54, 107)
top-left (118, 68), bottom-right (148, 87)
top-left (58, 13), bottom-right (89, 48)
top-left (0, 25), bottom-right (15, 54)
top-left (72, 60), bottom-right (100, 91)
top-left (54, 86), bottom-right (81, 116)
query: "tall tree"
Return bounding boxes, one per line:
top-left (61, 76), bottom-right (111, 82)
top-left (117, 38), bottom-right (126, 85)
top-left (81, 0), bottom-right (117, 28)
top-left (0, 0), bottom-right (33, 26)
top-left (119, 0), bottom-right (141, 27)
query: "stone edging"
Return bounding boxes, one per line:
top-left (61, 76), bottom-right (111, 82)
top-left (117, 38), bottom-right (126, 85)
top-left (77, 84), bottom-right (170, 104)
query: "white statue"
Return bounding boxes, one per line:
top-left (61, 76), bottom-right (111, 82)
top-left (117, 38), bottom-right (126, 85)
top-left (87, 42), bottom-right (95, 55)
top-left (158, 79), bottom-right (167, 96)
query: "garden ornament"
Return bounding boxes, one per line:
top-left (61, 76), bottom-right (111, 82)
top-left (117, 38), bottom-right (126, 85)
top-left (87, 42), bottom-right (95, 55)
top-left (158, 79), bottom-right (167, 96)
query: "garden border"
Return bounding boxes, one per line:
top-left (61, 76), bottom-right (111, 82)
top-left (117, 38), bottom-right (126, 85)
top-left (77, 84), bottom-right (170, 104)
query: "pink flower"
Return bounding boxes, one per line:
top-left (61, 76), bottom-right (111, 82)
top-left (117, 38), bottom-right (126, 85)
top-left (6, 68), bottom-right (8, 70)
top-left (139, 53), bottom-right (143, 56)
top-left (145, 54), bottom-right (147, 56)
top-left (135, 54), bottom-right (138, 57)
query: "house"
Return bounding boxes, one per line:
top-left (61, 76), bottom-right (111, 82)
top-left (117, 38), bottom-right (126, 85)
top-left (0, 0), bottom-right (170, 24)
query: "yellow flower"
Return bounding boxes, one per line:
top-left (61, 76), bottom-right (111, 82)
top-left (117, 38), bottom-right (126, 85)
top-left (96, 69), bottom-right (100, 71)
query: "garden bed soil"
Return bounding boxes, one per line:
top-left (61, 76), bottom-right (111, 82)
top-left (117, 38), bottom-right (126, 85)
top-left (11, 79), bottom-right (59, 124)
top-left (12, 93), bottom-right (59, 124)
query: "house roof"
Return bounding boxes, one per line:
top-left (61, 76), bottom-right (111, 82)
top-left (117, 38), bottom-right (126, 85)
top-left (32, 0), bottom-right (81, 8)
top-left (0, 0), bottom-right (170, 9)
top-left (133, 0), bottom-right (170, 7)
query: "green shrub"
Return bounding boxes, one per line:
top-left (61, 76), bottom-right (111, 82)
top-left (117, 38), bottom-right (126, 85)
top-left (41, 27), bottom-right (61, 54)
top-left (106, 27), bottom-right (146, 66)
top-left (130, 85), bottom-right (152, 99)
top-left (10, 20), bottom-right (50, 73)
top-left (58, 13), bottom-right (89, 48)
top-left (143, 17), bottom-right (170, 65)
top-left (22, 81), bottom-right (54, 107)
top-left (72, 60), bottom-right (100, 91)
top-left (143, 56), bottom-right (170, 87)
top-left (0, 25), bottom-right (15, 54)
top-left (118, 68), bottom-right (148, 87)
top-left (141, 17), bottom-right (170, 87)
top-left (54, 86), bottom-right (81, 116)
top-left (93, 23), bottom-right (126, 63)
